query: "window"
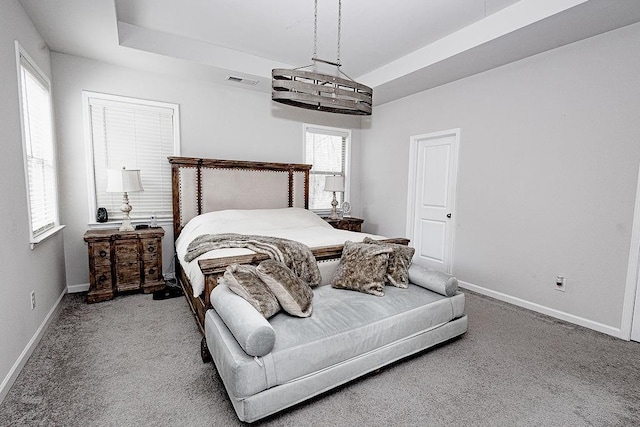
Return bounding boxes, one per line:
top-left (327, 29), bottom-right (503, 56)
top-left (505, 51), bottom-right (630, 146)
top-left (84, 92), bottom-right (180, 224)
top-left (304, 125), bottom-right (350, 212)
top-left (16, 43), bottom-right (61, 245)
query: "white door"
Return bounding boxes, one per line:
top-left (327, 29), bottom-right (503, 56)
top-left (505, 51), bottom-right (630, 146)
top-left (406, 130), bottom-right (459, 273)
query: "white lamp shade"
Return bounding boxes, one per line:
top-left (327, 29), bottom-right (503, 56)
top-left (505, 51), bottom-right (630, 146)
top-left (106, 168), bottom-right (144, 193)
top-left (324, 175), bottom-right (345, 192)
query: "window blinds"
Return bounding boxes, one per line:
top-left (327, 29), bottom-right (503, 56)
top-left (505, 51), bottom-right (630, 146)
top-left (19, 57), bottom-right (57, 238)
top-left (88, 97), bottom-right (176, 220)
top-left (305, 128), bottom-right (347, 211)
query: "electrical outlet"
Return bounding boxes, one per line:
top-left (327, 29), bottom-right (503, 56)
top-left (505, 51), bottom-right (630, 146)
top-left (555, 276), bottom-right (566, 292)
top-left (30, 291), bottom-right (36, 309)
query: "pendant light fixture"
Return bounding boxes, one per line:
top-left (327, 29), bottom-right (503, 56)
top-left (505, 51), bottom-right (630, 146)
top-left (272, 0), bottom-right (373, 115)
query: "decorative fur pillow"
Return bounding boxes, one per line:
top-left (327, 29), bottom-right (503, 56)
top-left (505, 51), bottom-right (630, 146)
top-left (223, 264), bottom-right (280, 318)
top-left (331, 241), bottom-right (392, 296)
top-left (256, 259), bottom-right (313, 317)
top-left (363, 237), bottom-right (415, 288)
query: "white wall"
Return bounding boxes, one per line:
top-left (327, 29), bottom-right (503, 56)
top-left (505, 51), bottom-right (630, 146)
top-left (51, 53), bottom-right (362, 287)
top-left (0, 0), bottom-right (67, 401)
top-left (360, 22), bottom-right (640, 334)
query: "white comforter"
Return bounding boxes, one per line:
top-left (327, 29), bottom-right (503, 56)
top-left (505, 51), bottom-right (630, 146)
top-left (175, 207), bottom-right (384, 297)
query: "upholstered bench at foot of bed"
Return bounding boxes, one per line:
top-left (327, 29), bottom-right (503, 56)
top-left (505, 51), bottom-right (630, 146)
top-left (205, 283), bottom-right (467, 422)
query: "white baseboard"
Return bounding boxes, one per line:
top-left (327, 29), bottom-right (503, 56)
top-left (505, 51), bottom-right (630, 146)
top-left (458, 280), bottom-right (624, 339)
top-left (67, 283), bottom-right (89, 293)
top-left (0, 287), bottom-right (66, 404)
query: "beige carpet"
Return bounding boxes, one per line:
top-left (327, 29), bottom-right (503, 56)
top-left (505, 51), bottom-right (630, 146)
top-left (1, 290), bottom-right (639, 426)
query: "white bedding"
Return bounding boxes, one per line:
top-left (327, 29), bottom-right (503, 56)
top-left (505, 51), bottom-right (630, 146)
top-left (175, 207), bottom-right (384, 297)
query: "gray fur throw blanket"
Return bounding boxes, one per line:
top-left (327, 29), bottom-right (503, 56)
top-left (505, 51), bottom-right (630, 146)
top-left (184, 233), bottom-right (322, 287)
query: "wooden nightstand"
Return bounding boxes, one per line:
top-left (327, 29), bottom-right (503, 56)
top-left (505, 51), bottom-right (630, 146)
top-left (323, 216), bottom-right (364, 232)
top-left (83, 227), bottom-right (165, 303)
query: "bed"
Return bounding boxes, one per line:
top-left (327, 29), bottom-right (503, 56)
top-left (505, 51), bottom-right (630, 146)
top-left (169, 156), bottom-right (408, 333)
top-left (169, 156), bottom-right (467, 422)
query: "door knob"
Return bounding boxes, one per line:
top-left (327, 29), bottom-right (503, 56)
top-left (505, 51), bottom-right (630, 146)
top-left (446, 213), bottom-right (452, 218)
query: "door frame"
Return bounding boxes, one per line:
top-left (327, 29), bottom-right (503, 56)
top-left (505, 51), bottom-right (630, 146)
top-left (621, 163), bottom-right (640, 341)
top-left (406, 128), bottom-right (460, 274)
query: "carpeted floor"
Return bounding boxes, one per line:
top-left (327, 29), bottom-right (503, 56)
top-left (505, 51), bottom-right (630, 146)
top-left (1, 290), bottom-right (639, 426)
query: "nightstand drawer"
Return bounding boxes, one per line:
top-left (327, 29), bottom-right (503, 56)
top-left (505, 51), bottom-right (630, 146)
top-left (141, 238), bottom-right (159, 258)
top-left (115, 262), bottom-right (141, 291)
top-left (144, 263), bottom-right (162, 281)
top-left (93, 265), bottom-right (112, 290)
top-left (91, 242), bottom-right (111, 265)
top-left (114, 241), bottom-right (139, 262)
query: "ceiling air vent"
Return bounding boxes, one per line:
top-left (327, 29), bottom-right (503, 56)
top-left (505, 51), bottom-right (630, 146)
top-left (226, 76), bottom-right (259, 86)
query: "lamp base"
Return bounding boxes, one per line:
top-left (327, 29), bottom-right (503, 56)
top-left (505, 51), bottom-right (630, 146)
top-left (328, 192), bottom-right (340, 220)
top-left (119, 219), bottom-right (134, 232)
top-left (119, 192), bottom-right (135, 232)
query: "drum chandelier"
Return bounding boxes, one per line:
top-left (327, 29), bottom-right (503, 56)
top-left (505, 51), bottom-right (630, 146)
top-left (272, 0), bottom-right (373, 116)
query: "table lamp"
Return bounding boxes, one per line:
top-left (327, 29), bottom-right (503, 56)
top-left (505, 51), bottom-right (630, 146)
top-left (106, 167), bottom-right (143, 231)
top-left (324, 175), bottom-right (344, 220)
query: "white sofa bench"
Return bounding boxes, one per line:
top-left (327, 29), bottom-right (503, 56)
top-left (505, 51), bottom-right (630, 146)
top-left (204, 264), bottom-right (467, 423)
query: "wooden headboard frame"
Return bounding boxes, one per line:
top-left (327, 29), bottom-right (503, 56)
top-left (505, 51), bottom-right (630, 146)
top-left (168, 157), bottom-right (311, 239)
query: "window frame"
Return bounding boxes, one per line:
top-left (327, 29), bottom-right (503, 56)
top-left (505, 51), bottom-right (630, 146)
top-left (82, 91), bottom-right (181, 227)
top-left (15, 42), bottom-right (63, 248)
top-left (303, 124), bottom-right (351, 215)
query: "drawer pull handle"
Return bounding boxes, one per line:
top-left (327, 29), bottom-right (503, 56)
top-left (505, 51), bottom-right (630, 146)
top-left (148, 246), bottom-right (155, 253)
top-left (99, 250), bottom-right (107, 257)
top-left (98, 274), bottom-right (107, 281)
top-left (149, 268), bottom-right (155, 274)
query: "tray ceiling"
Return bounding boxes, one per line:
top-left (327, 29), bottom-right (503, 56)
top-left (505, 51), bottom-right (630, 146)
top-left (18, 0), bottom-right (640, 105)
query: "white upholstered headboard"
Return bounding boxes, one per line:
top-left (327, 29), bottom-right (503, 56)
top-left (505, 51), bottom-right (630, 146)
top-left (169, 157), bottom-right (311, 239)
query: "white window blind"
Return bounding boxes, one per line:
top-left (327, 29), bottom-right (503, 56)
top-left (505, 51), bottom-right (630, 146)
top-left (85, 93), bottom-right (179, 222)
top-left (304, 126), bottom-right (349, 211)
top-left (18, 51), bottom-right (59, 239)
